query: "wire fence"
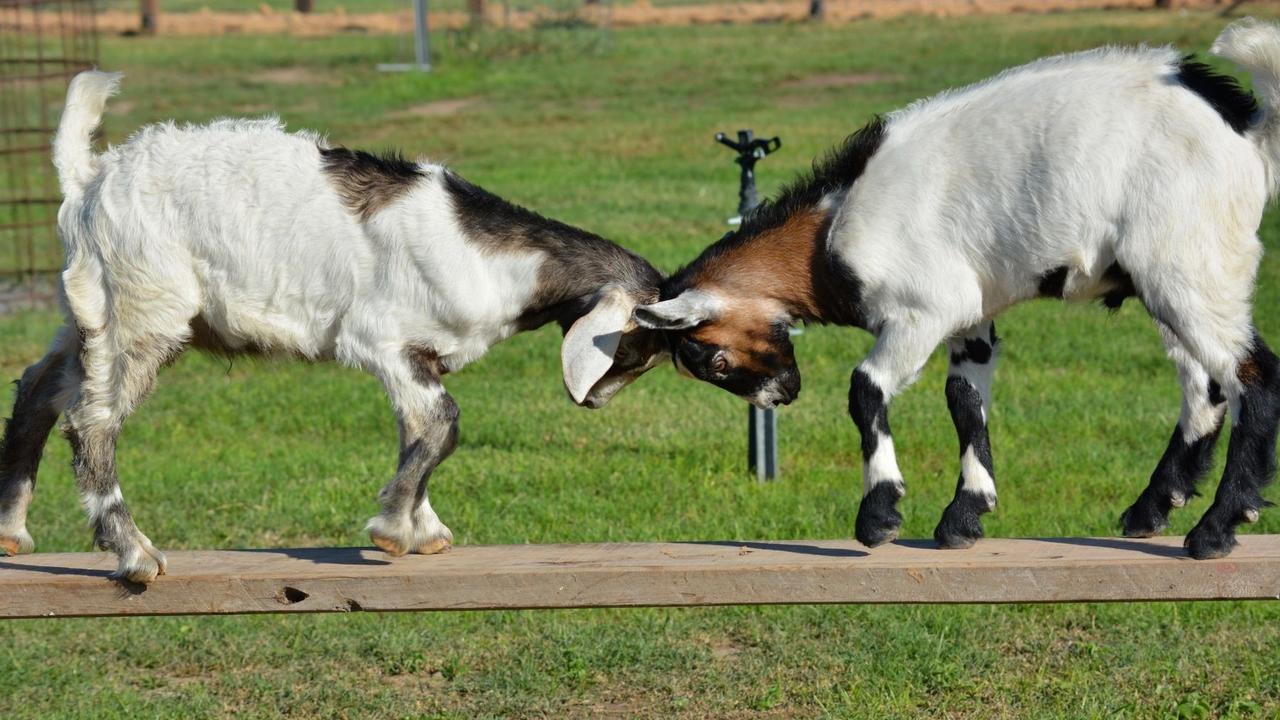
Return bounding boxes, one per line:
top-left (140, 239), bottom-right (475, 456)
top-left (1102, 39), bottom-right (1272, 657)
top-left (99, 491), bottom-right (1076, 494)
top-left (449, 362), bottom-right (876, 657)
top-left (0, 0), bottom-right (97, 304)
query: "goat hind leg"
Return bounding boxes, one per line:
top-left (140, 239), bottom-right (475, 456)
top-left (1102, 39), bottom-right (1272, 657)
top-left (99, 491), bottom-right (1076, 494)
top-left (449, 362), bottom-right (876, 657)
top-left (0, 327), bottom-right (76, 555)
top-left (1120, 323), bottom-right (1226, 538)
top-left (65, 331), bottom-right (182, 583)
top-left (1185, 330), bottom-right (1280, 559)
top-left (934, 321), bottom-right (999, 549)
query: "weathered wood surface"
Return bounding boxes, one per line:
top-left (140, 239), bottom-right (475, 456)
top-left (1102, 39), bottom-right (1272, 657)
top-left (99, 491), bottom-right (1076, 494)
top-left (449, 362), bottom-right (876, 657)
top-left (3, 535), bottom-right (1279, 619)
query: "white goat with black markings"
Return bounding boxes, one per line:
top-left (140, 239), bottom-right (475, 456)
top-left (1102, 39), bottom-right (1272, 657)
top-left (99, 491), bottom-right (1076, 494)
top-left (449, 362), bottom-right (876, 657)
top-left (0, 73), bottom-right (669, 583)
top-left (635, 19), bottom-right (1280, 559)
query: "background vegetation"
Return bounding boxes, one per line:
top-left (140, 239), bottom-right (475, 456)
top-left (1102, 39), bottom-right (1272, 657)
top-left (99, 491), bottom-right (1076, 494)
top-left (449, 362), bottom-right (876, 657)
top-left (4, 9), bottom-right (1280, 718)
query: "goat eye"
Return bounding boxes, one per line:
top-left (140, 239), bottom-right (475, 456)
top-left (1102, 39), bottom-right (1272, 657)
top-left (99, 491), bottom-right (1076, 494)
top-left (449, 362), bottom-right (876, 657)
top-left (711, 353), bottom-right (729, 374)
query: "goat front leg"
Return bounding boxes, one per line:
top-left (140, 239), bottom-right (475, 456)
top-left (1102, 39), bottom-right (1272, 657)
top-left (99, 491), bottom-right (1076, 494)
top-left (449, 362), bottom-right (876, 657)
top-left (366, 354), bottom-right (458, 557)
top-left (851, 322), bottom-right (947, 547)
top-left (1121, 323), bottom-right (1226, 537)
top-left (934, 321), bottom-right (999, 549)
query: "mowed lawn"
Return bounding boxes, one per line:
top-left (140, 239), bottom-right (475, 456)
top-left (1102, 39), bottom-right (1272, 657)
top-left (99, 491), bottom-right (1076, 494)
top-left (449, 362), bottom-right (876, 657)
top-left (5, 10), bottom-right (1280, 719)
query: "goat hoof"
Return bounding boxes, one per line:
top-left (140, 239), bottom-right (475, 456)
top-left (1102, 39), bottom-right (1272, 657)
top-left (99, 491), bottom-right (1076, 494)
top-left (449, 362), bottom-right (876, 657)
top-left (934, 490), bottom-right (990, 549)
top-left (0, 528), bottom-right (34, 555)
top-left (413, 537), bottom-right (452, 555)
top-left (855, 483), bottom-right (903, 548)
top-left (370, 532), bottom-right (409, 557)
top-left (111, 544), bottom-right (167, 585)
top-left (1184, 524), bottom-right (1237, 560)
top-left (367, 514), bottom-right (453, 557)
top-left (1119, 500), bottom-right (1168, 539)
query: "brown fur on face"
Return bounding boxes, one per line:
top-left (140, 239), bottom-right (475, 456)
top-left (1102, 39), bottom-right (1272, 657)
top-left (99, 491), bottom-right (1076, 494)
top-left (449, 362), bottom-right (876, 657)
top-left (687, 297), bottom-right (792, 376)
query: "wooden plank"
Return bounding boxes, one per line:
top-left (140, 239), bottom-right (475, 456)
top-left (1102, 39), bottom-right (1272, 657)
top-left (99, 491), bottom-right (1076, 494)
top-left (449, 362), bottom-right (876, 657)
top-left (2, 535), bottom-right (1279, 619)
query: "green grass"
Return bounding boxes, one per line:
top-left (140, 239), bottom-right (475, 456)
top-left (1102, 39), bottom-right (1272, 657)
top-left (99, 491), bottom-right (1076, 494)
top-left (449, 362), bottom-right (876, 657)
top-left (5, 9), bottom-right (1280, 718)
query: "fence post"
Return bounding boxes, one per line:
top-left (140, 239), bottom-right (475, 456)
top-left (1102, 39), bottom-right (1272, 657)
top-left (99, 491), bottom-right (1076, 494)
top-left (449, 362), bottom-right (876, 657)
top-left (139, 0), bottom-right (158, 34)
top-left (715, 129), bottom-right (783, 481)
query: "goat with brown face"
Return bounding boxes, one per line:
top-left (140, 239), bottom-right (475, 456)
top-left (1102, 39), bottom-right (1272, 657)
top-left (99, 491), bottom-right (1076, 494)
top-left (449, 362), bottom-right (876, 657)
top-left (636, 24), bottom-right (1280, 562)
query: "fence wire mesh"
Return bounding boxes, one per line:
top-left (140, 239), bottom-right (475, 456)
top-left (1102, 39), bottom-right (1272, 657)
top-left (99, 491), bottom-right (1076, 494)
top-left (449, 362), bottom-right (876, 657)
top-left (0, 0), bottom-right (97, 298)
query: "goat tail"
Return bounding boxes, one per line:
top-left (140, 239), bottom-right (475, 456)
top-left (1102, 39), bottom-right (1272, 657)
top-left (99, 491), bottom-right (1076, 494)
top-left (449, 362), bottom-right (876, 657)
top-left (1212, 19), bottom-right (1280, 191)
top-left (52, 70), bottom-right (122, 197)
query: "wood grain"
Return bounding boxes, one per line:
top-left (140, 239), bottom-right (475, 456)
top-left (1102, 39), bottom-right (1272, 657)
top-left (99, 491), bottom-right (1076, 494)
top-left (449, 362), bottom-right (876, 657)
top-left (2, 535), bottom-right (1278, 619)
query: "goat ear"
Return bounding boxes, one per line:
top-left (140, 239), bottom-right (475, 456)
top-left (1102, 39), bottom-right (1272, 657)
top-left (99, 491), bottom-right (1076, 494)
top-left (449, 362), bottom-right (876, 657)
top-left (632, 291), bottom-right (720, 330)
top-left (562, 285), bottom-right (633, 405)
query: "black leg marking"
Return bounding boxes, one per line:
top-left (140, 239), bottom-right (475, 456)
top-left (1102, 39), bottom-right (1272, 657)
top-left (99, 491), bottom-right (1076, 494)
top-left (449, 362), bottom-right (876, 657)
top-left (1120, 423), bottom-right (1222, 538)
top-left (935, 374), bottom-right (996, 549)
top-left (849, 368), bottom-right (902, 547)
top-left (0, 341), bottom-right (71, 552)
top-left (848, 368), bottom-right (889, 459)
top-left (1186, 334), bottom-right (1280, 559)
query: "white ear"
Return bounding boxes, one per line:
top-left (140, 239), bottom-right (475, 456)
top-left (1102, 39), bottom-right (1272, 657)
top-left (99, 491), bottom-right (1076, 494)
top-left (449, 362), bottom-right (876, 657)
top-left (562, 285), bottom-right (634, 405)
top-left (632, 290), bottom-right (721, 330)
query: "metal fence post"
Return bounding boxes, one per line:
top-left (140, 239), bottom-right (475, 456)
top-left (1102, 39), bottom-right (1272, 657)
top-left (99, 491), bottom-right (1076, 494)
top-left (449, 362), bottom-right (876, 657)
top-left (715, 129), bottom-right (782, 481)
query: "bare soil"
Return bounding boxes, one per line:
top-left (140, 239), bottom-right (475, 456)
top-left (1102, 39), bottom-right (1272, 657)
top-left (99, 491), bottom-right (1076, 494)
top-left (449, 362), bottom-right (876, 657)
top-left (42, 0), bottom-right (1232, 37)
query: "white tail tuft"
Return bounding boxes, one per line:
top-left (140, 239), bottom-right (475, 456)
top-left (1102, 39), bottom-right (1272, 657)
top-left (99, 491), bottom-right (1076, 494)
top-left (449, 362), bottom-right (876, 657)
top-left (52, 70), bottom-right (122, 197)
top-left (1212, 18), bottom-right (1280, 192)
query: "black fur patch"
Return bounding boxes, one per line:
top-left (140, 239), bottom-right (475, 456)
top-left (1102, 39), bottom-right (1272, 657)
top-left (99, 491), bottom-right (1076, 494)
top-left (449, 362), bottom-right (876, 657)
top-left (949, 337), bottom-right (993, 366)
top-left (442, 171), bottom-right (662, 330)
top-left (319, 146), bottom-right (425, 221)
top-left (1037, 266), bottom-right (1069, 299)
top-left (848, 368), bottom-right (890, 460)
top-left (945, 376), bottom-right (993, 472)
top-left (810, 217), bottom-right (869, 328)
top-left (1209, 379), bottom-right (1225, 407)
top-left (1100, 262), bottom-right (1136, 310)
top-left (1176, 58), bottom-right (1259, 135)
top-left (662, 118), bottom-right (887, 302)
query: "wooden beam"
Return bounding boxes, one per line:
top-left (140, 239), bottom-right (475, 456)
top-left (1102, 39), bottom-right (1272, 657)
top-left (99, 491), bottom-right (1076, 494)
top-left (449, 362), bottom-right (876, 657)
top-left (3, 536), bottom-right (1279, 619)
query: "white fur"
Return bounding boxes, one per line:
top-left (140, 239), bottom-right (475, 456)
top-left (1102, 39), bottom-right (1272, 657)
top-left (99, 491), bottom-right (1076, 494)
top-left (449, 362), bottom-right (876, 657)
top-left (863, 433), bottom-right (903, 495)
top-left (959, 447), bottom-right (997, 507)
top-left (812, 23), bottom-right (1280, 509)
top-left (48, 71), bottom-right (644, 577)
top-left (54, 86), bottom-right (544, 391)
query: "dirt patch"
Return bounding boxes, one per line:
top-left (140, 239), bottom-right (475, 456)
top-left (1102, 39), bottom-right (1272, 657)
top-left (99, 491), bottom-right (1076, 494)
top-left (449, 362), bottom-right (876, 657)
top-left (393, 96), bottom-right (484, 118)
top-left (711, 639), bottom-right (744, 660)
top-left (253, 66), bottom-right (338, 86)
top-left (44, 0), bottom-right (1232, 37)
top-left (781, 71), bottom-right (900, 90)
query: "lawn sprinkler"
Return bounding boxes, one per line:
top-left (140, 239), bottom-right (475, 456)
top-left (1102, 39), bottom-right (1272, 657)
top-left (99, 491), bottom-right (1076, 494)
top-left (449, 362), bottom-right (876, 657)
top-left (715, 128), bottom-right (785, 481)
top-left (715, 129), bottom-right (782, 226)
